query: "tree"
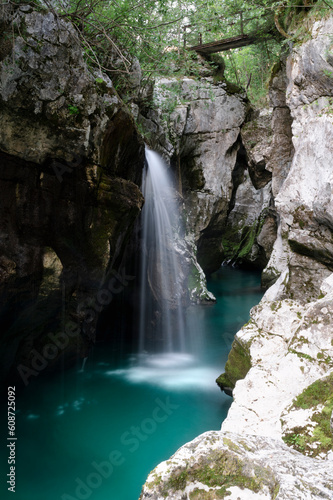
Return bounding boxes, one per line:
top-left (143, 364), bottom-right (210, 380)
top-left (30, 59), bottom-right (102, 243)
top-left (15, 0), bottom-right (332, 103)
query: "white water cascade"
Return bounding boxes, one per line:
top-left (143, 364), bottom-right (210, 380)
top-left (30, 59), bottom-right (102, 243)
top-left (139, 147), bottom-right (187, 354)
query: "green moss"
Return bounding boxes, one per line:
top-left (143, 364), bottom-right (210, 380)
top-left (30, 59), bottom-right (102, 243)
top-left (268, 61), bottom-right (282, 87)
top-left (224, 80), bottom-right (243, 94)
top-left (270, 301), bottom-right (282, 312)
top-left (216, 338), bottom-right (252, 391)
top-left (166, 468), bottom-right (188, 491)
top-left (283, 429), bottom-right (306, 452)
top-left (272, 483), bottom-right (280, 500)
top-left (222, 209), bottom-right (268, 266)
top-left (157, 449), bottom-right (279, 498)
top-left (283, 373), bottom-right (333, 457)
top-left (150, 476), bottom-right (161, 489)
top-left (209, 54), bottom-right (226, 84)
top-left (187, 264), bottom-right (201, 295)
top-left (292, 205), bottom-right (311, 231)
top-left (216, 373), bottom-right (233, 391)
top-left (294, 372), bottom-right (333, 409)
top-left (243, 319), bottom-right (253, 328)
top-left (288, 349), bottom-right (314, 362)
top-left (189, 489), bottom-right (230, 499)
top-left (223, 438), bottom-right (240, 453)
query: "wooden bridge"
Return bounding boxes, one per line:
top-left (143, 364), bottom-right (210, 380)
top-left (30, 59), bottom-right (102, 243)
top-left (184, 10), bottom-right (273, 55)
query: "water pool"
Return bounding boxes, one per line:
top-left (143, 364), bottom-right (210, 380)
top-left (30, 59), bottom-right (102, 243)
top-left (1, 266), bottom-right (263, 500)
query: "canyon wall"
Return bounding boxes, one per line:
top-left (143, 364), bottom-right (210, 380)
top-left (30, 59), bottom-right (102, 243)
top-left (139, 76), bottom-right (276, 275)
top-left (0, 4), bottom-right (144, 385)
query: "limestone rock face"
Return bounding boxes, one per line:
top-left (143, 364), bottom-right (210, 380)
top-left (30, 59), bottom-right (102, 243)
top-left (220, 14), bottom-right (333, 450)
top-left (221, 287), bottom-right (333, 440)
top-left (0, 5), bottom-right (144, 175)
top-left (0, 4), bottom-right (144, 384)
top-left (140, 431), bottom-right (333, 499)
top-left (263, 16), bottom-right (333, 293)
top-left (222, 173), bottom-right (274, 269)
top-left (140, 78), bottom-right (276, 274)
top-left (241, 111), bottom-right (273, 190)
top-left (266, 60), bottom-right (295, 198)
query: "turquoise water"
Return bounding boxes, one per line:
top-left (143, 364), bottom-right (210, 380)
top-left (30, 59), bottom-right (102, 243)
top-left (1, 267), bottom-right (263, 500)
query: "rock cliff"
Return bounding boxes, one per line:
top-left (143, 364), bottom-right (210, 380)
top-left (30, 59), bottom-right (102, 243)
top-left (0, 4), bottom-right (144, 385)
top-left (139, 77), bottom-right (276, 275)
top-left (141, 13), bottom-right (333, 499)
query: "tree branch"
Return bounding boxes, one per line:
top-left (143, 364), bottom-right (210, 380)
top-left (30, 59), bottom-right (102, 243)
top-left (274, 5), bottom-right (290, 39)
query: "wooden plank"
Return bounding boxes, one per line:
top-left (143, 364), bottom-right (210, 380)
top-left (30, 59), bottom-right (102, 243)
top-left (188, 34), bottom-right (257, 54)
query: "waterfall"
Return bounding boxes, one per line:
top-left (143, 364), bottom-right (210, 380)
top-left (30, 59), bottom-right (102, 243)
top-left (139, 147), bottom-right (186, 354)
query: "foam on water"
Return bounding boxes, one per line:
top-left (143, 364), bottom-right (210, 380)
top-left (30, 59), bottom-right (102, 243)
top-left (105, 353), bottom-right (219, 391)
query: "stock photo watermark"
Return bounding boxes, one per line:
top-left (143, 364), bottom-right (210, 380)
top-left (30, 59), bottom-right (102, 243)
top-left (7, 386), bottom-right (16, 493)
top-left (61, 397), bottom-right (179, 500)
top-left (51, 154), bottom-right (83, 183)
top-left (17, 268), bottom-right (135, 386)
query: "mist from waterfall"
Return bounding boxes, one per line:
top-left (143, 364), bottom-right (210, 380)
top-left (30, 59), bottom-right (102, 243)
top-left (139, 147), bottom-right (186, 354)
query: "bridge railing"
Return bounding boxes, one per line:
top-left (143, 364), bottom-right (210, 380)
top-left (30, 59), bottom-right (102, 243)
top-left (183, 10), bottom-right (272, 49)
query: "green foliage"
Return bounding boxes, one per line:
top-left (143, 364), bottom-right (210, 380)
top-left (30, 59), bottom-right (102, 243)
top-left (282, 373), bottom-right (333, 457)
top-left (68, 104), bottom-right (79, 115)
top-left (283, 431), bottom-right (306, 451)
top-left (223, 41), bottom-right (281, 107)
top-left (29, 0), bottom-right (332, 104)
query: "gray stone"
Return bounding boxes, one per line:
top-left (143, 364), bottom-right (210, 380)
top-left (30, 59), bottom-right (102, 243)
top-left (241, 110), bottom-right (273, 190)
top-left (266, 60), bottom-right (295, 198)
top-left (140, 431), bottom-right (333, 499)
top-left (139, 77), bottom-right (275, 274)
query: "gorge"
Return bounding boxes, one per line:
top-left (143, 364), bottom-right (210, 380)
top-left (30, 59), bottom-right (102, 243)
top-left (0, 1), bottom-right (333, 499)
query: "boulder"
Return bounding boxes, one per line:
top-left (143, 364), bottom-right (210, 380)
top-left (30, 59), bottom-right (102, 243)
top-left (140, 431), bottom-right (333, 499)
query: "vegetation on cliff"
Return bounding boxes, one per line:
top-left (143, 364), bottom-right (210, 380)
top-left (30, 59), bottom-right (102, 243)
top-left (6, 0), bottom-right (331, 105)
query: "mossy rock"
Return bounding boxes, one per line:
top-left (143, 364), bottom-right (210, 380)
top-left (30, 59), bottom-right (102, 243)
top-left (222, 209), bottom-right (269, 269)
top-left (282, 372), bottom-right (333, 457)
top-left (268, 60), bottom-right (282, 87)
top-left (187, 263), bottom-right (202, 297)
top-left (216, 337), bottom-right (252, 394)
top-left (207, 54), bottom-right (226, 83)
top-left (156, 448), bottom-right (278, 498)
